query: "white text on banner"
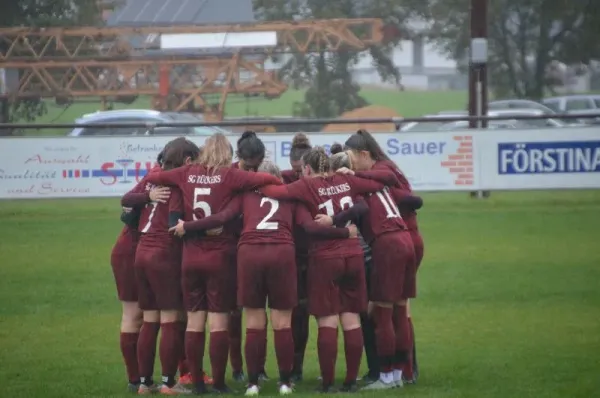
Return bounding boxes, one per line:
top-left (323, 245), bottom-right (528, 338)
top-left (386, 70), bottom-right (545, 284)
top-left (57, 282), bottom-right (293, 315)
top-left (476, 128), bottom-right (600, 190)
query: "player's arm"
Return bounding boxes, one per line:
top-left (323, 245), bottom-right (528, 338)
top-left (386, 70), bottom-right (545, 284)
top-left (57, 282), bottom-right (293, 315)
top-left (354, 169), bottom-right (400, 187)
top-left (120, 207), bottom-right (141, 228)
top-left (145, 166), bottom-right (185, 186)
top-left (390, 187), bottom-right (423, 211)
top-left (331, 198), bottom-right (369, 227)
top-left (259, 179), bottom-right (308, 202)
top-left (345, 174), bottom-right (385, 195)
top-left (167, 188), bottom-right (184, 228)
top-left (295, 204), bottom-right (351, 239)
top-left (228, 167), bottom-right (283, 191)
top-left (182, 196), bottom-right (243, 233)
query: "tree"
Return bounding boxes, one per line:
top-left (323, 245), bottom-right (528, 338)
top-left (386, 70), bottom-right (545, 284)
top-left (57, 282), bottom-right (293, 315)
top-left (253, 0), bottom-right (423, 118)
top-left (0, 0), bottom-right (102, 132)
top-left (424, 0), bottom-right (600, 99)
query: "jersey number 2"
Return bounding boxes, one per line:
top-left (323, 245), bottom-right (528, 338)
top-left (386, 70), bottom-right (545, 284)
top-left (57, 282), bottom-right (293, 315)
top-left (257, 197), bottom-right (279, 230)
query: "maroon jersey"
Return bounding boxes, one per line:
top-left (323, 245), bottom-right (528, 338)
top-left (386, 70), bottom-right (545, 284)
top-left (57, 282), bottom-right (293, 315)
top-left (375, 160), bottom-right (419, 231)
top-left (137, 183), bottom-right (183, 248)
top-left (281, 169), bottom-right (308, 261)
top-left (144, 164), bottom-right (281, 249)
top-left (260, 174), bottom-right (386, 258)
top-left (182, 192), bottom-right (349, 247)
top-left (281, 169), bottom-right (300, 184)
top-left (359, 188), bottom-right (407, 244)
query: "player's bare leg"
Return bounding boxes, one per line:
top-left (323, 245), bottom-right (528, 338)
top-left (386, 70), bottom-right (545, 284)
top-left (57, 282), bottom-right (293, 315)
top-left (208, 312), bottom-right (233, 394)
top-left (315, 315), bottom-right (339, 393)
top-left (362, 302), bottom-right (396, 391)
top-left (120, 301), bottom-right (143, 392)
top-left (271, 308), bottom-right (294, 395)
top-left (338, 312), bottom-right (362, 392)
top-left (138, 310), bottom-right (161, 394)
top-left (186, 310), bottom-right (208, 394)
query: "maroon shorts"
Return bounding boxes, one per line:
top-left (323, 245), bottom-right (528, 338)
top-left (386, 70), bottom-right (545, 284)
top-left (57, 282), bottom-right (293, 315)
top-left (182, 246), bottom-right (237, 313)
top-left (410, 230), bottom-right (424, 269)
top-left (370, 231), bottom-right (416, 302)
top-left (296, 256), bottom-right (309, 303)
top-left (134, 244), bottom-right (183, 311)
top-left (307, 254), bottom-right (367, 317)
top-left (237, 243), bottom-right (297, 310)
top-left (110, 245), bottom-right (138, 302)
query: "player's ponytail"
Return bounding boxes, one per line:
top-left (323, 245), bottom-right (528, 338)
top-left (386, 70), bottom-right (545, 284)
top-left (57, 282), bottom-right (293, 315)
top-left (200, 133), bottom-right (233, 173)
top-left (290, 132), bottom-right (312, 161)
top-left (237, 130), bottom-right (265, 162)
top-left (344, 129), bottom-right (390, 162)
top-left (302, 146), bottom-right (330, 175)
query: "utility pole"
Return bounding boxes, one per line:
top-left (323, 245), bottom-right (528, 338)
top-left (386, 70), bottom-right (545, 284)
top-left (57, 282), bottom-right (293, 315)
top-left (468, 0), bottom-right (489, 198)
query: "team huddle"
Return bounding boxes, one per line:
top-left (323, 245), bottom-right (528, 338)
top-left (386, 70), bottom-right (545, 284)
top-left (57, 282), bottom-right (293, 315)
top-left (110, 130), bottom-right (424, 395)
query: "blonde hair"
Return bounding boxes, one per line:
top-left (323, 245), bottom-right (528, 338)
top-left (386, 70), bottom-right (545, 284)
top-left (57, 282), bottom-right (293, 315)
top-left (258, 160), bottom-right (282, 179)
top-left (329, 151), bottom-right (352, 171)
top-left (199, 133), bottom-right (232, 172)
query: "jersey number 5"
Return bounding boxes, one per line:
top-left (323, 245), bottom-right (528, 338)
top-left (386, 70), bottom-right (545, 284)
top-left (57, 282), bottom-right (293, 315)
top-left (193, 187), bottom-right (212, 220)
top-left (257, 197), bottom-right (279, 230)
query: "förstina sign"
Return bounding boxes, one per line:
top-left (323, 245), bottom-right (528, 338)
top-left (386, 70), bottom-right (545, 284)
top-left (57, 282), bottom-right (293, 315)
top-left (0, 128), bottom-right (599, 199)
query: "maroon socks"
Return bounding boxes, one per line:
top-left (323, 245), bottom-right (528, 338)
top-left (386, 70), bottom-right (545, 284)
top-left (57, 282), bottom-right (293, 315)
top-left (120, 332), bottom-right (140, 384)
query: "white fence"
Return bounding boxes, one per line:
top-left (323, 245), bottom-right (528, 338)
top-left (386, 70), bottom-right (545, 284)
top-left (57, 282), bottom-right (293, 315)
top-left (0, 128), bottom-right (599, 199)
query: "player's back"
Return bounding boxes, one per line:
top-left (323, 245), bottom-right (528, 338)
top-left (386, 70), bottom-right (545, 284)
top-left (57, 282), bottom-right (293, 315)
top-left (299, 175), bottom-right (362, 258)
top-left (239, 191), bottom-right (295, 246)
top-left (375, 160), bottom-right (418, 229)
top-left (138, 184), bottom-right (181, 248)
top-left (360, 188), bottom-right (406, 244)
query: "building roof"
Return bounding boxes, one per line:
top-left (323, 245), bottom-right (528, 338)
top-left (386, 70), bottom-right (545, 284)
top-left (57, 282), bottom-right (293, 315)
top-left (105, 0), bottom-right (257, 54)
top-left (106, 0), bottom-right (255, 26)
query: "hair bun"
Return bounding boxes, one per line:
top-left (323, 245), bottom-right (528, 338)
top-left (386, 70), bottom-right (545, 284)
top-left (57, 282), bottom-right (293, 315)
top-left (330, 142), bottom-right (343, 155)
top-left (240, 130), bottom-right (257, 140)
top-left (356, 129), bottom-right (368, 135)
top-left (292, 133), bottom-right (311, 149)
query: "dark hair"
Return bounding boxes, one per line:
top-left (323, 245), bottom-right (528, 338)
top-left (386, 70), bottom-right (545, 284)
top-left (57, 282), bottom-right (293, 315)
top-left (302, 146), bottom-right (330, 175)
top-left (330, 142), bottom-right (343, 155)
top-left (162, 138), bottom-right (201, 170)
top-left (237, 130), bottom-right (265, 161)
top-left (344, 129), bottom-right (390, 161)
top-left (290, 133), bottom-right (311, 161)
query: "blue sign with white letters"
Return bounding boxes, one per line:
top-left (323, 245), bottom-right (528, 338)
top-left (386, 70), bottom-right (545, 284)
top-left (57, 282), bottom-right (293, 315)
top-left (498, 141), bottom-right (600, 174)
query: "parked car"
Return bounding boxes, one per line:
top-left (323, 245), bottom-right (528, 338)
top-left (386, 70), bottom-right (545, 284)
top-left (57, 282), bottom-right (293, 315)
top-left (67, 109), bottom-right (230, 136)
top-left (488, 99), bottom-right (557, 115)
top-left (542, 95), bottom-right (600, 124)
top-left (542, 94), bottom-right (600, 113)
top-left (399, 109), bottom-right (567, 132)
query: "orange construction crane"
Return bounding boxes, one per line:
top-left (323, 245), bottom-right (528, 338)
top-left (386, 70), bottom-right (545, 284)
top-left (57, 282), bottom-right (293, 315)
top-left (0, 19), bottom-right (387, 119)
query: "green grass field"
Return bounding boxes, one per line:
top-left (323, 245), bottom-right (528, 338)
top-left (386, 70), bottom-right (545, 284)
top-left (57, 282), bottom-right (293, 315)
top-left (1, 190), bottom-right (600, 397)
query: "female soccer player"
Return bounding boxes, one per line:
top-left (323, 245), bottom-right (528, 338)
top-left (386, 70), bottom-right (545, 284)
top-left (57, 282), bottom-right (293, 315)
top-left (281, 133), bottom-right (312, 381)
top-left (172, 160), bottom-right (358, 395)
top-left (259, 146), bottom-right (399, 392)
top-left (121, 138), bottom-right (200, 395)
top-left (142, 133), bottom-right (282, 394)
top-left (344, 129), bottom-right (423, 387)
top-left (229, 131), bottom-right (269, 383)
top-left (112, 151), bottom-right (171, 393)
